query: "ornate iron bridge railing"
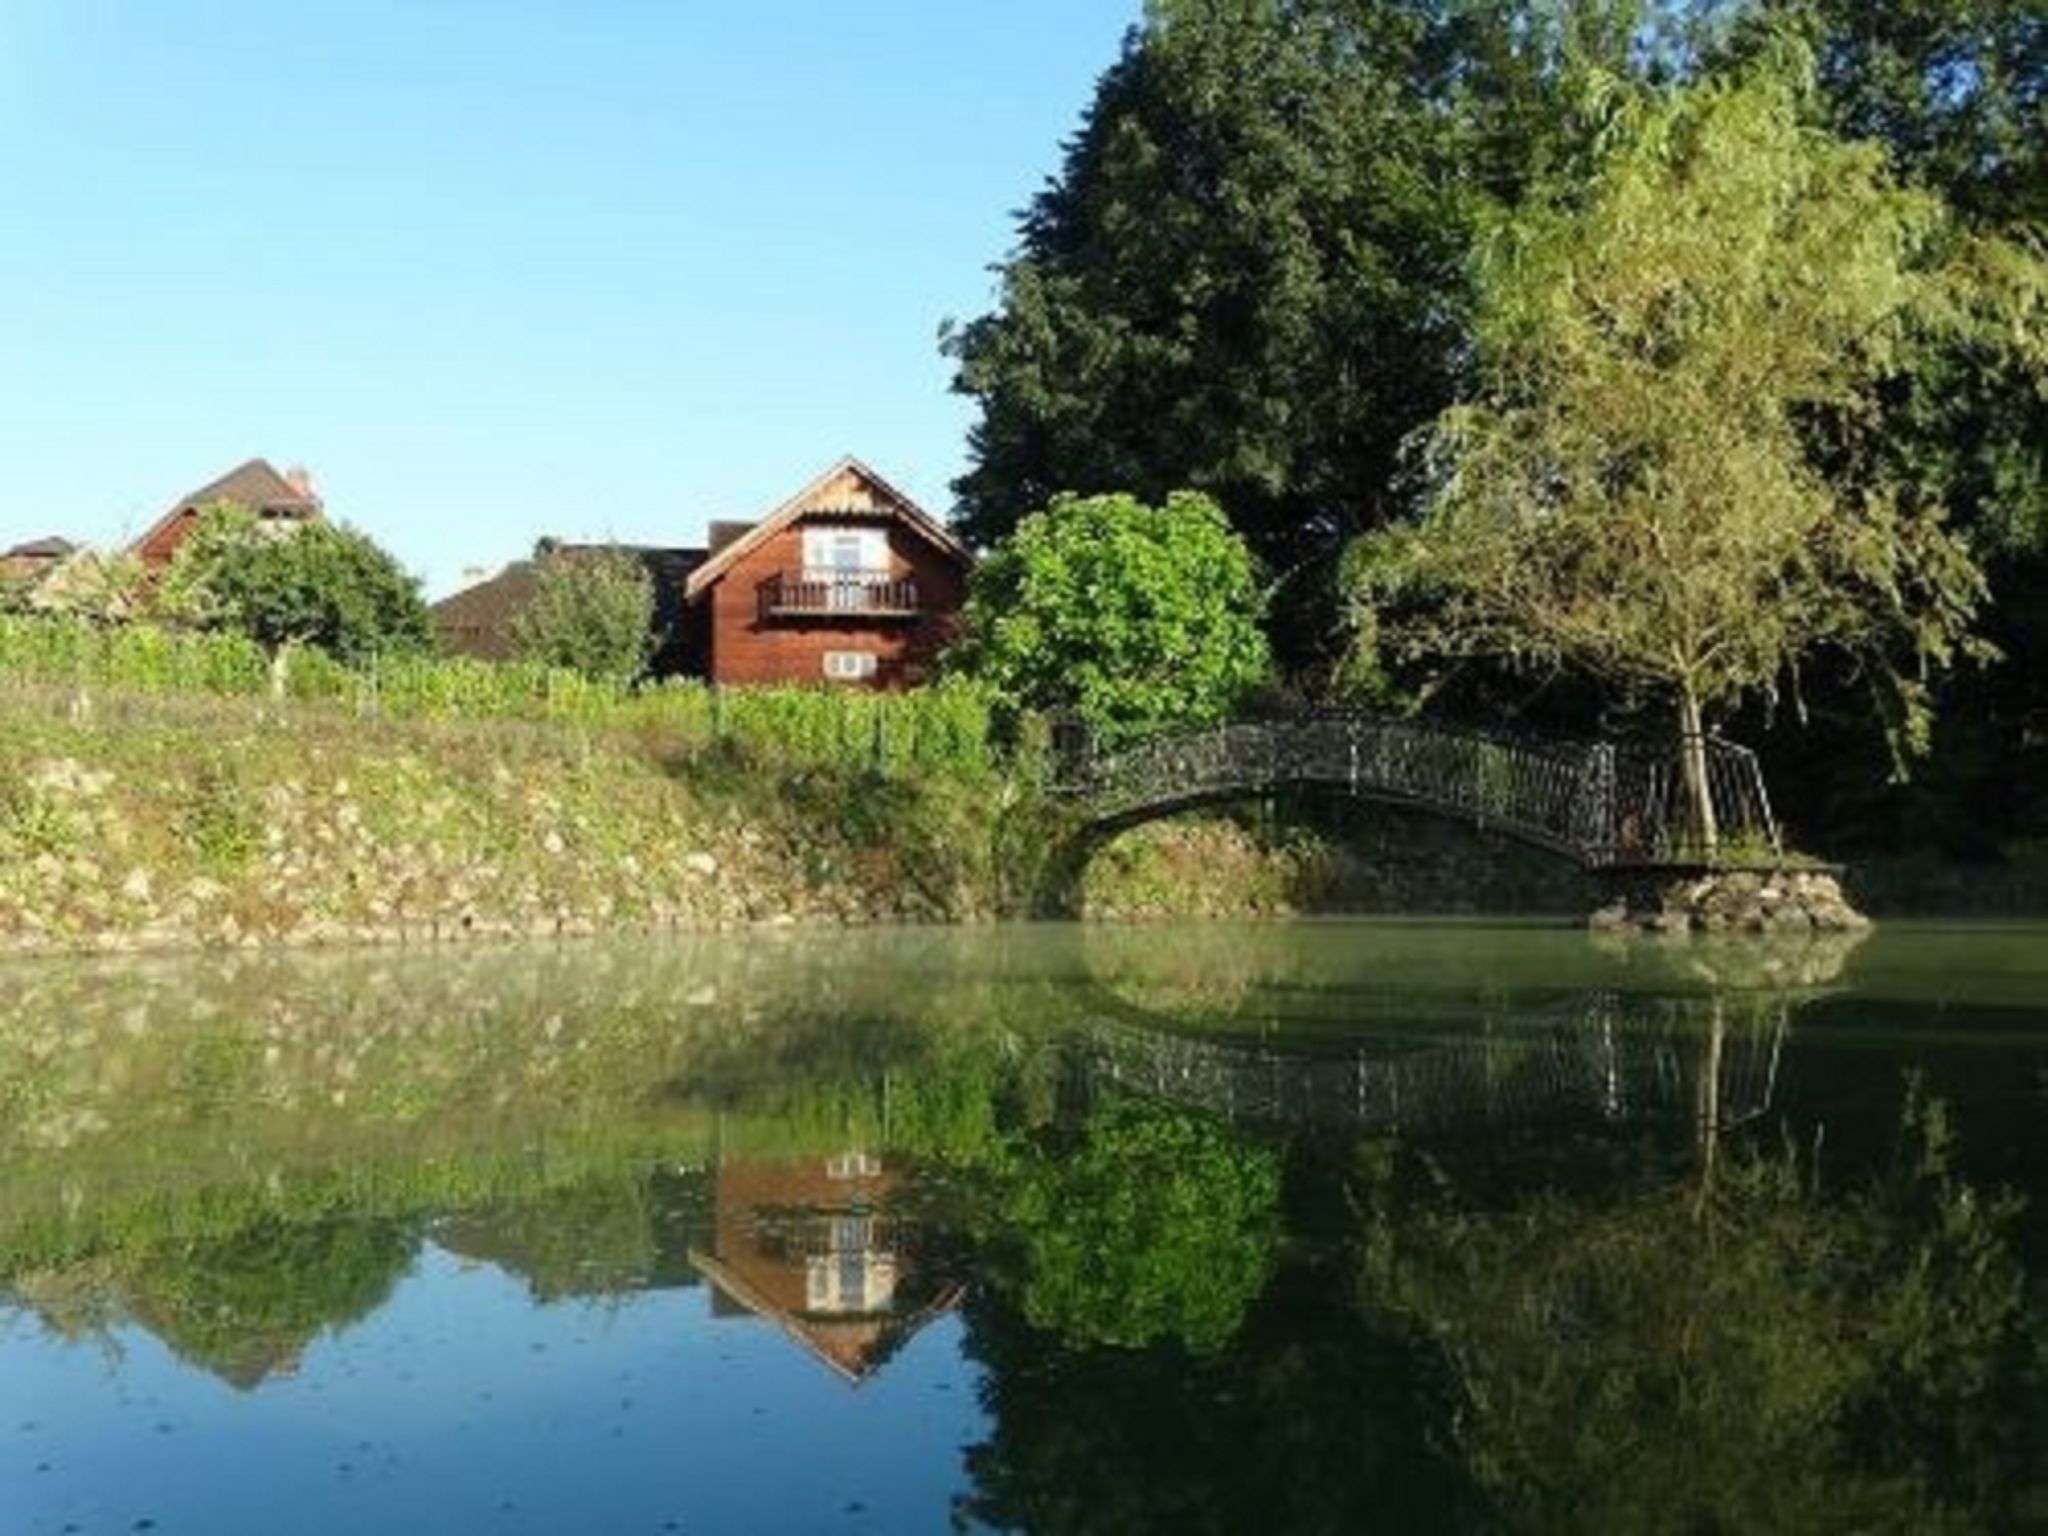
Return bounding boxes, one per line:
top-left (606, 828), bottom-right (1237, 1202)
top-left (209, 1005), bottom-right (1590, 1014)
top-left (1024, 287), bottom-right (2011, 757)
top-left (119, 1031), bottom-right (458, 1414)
top-left (1052, 715), bottom-right (1778, 870)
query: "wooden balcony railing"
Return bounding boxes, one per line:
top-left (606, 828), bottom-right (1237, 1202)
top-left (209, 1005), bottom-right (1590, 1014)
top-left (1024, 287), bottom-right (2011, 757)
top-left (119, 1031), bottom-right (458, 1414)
top-left (758, 571), bottom-right (921, 620)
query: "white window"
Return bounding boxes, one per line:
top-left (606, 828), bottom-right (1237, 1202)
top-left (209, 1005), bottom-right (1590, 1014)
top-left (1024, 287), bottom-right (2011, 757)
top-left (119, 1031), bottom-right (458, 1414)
top-left (823, 651), bottom-right (877, 682)
top-left (803, 526), bottom-right (887, 574)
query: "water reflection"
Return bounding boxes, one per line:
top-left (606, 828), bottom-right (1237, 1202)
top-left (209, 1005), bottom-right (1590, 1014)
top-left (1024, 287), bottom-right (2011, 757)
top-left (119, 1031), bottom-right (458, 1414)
top-left (692, 1151), bottom-right (965, 1384)
top-left (1, 925), bottom-right (2041, 1532)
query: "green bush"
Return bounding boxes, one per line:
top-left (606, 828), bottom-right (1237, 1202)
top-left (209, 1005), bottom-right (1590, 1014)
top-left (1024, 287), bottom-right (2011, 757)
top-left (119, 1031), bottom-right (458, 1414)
top-left (950, 490), bottom-right (1271, 747)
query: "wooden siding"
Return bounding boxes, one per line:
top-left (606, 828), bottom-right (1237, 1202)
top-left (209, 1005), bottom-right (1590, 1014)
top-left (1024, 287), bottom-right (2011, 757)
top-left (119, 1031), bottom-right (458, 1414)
top-left (703, 516), bottom-right (966, 689)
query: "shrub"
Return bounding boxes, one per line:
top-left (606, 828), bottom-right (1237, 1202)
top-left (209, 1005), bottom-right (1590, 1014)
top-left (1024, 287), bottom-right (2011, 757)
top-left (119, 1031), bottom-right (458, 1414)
top-left (950, 491), bottom-right (1271, 747)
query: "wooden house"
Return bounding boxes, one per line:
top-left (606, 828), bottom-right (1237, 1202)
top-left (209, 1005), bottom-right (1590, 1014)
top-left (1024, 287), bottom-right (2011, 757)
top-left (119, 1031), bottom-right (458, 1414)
top-left (681, 456), bottom-right (972, 689)
top-left (433, 456), bottom-right (971, 689)
top-left (131, 458), bottom-right (321, 569)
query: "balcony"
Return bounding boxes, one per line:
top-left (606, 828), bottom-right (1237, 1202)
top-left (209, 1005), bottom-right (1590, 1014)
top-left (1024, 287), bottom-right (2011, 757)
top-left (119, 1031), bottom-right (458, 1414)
top-left (758, 570), bottom-right (921, 621)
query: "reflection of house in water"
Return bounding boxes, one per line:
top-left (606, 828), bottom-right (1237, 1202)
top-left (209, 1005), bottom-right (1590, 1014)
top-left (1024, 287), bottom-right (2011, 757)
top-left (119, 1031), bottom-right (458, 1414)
top-left (690, 1151), bottom-right (961, 1384)
top-left (435, 1169), bottom-right (708, 1304)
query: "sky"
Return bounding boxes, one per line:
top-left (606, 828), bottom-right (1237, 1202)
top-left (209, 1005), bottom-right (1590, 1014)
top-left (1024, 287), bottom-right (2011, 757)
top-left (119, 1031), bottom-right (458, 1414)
top-left (0, 1), bottom-right (1140, 595)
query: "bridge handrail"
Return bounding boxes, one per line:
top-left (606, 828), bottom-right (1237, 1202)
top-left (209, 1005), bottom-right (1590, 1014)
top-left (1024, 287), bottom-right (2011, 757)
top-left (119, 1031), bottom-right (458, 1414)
top-left (1050, 714), bottom-right (1779, 870)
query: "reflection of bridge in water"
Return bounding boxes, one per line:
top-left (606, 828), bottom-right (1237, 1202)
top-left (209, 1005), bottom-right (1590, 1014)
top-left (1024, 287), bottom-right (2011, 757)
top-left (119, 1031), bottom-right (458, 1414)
top-left (1079, 994), bottom-right (1786, 1139)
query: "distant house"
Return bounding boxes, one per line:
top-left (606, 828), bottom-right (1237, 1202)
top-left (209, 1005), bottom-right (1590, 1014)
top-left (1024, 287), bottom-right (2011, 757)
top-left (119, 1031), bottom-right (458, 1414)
top-left (682, 456), bottom-right (972, 688)
top-left (131, 458), bottom-right (321, 569)
top-left (432, 544), bottom-right (708, 675)
top-left (433, 456), bottom-right (971, 688)
top-left (0, 536), bottom-right (78, 586)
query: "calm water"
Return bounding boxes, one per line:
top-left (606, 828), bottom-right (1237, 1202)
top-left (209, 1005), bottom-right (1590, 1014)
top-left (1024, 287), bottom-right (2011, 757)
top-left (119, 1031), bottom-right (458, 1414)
top-left (1, 922), bottom-right (2044, 1534)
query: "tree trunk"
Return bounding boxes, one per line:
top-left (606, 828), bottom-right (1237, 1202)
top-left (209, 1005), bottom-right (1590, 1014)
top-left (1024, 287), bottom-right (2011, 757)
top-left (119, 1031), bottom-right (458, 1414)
top-left (1676, 684), bottom-right (1718, 860)
top-left (268, 642), bottom-right (294, 701)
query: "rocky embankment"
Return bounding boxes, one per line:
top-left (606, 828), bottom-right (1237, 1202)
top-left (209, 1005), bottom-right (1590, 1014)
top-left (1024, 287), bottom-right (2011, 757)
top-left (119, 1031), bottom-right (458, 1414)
top-left (0, 717), bottom-right (1015, 956)
top-left (1590, 867), bottom-right (1871, 935)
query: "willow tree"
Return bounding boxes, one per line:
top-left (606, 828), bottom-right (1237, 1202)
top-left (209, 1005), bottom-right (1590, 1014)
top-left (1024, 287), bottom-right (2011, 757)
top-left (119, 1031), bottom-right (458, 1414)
top-left (1348, 53), bottom-right (1995, 852)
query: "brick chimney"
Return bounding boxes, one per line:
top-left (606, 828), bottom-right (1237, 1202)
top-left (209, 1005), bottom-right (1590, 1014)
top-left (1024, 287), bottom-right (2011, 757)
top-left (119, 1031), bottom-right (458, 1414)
top-left (283, 464), bottom-right (317, 501)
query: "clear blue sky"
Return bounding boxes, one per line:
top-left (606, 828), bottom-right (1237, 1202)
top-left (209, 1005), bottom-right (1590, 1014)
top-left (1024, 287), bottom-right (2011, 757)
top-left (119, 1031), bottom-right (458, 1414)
top-left (0, 1), bottom-right (1139, 594)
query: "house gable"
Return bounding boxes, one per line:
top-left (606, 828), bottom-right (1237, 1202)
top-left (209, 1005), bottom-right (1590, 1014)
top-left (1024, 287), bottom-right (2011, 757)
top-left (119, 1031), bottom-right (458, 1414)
top-left (683, 458), bottom-right (972, 689)
top-left (682, 456), bottom-right (969, 603)
top-left (131, 458), bottom-right (323, 568)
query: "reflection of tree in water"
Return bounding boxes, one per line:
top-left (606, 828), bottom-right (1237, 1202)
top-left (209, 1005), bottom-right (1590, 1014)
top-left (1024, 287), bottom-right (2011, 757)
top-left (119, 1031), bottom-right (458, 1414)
top-left (973, 1093), bottom-right (1281, 1354)
top-left (958, 1259), bottom-right (1474, 1535)
top-left (956, 1062), bottom-right (2043, 1532)
top-left (3, 941), bottom-right (2038, 1525)
top-left (1352, 1087), bottom-right (2042, 1530)
top-left (123, 1217), bottom-right (418, 1389)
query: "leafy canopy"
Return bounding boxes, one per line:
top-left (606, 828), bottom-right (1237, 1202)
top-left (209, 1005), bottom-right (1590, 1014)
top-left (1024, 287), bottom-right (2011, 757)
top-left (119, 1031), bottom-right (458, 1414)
top-left (160, 503), bottom-right (432, 665)
top-left (1347, 54), bottom-right (1997, 752)
top-left (510, 544), bottom-right (656, 683)
top-left (944, 0), bottom-right (1710, 666)
top-left (950, 490), bottom-right (1271, 746)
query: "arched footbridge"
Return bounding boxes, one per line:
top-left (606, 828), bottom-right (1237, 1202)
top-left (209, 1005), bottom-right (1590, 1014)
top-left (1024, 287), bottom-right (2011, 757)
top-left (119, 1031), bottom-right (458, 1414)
top-left (1051, 715), bottom-right (1779, 870)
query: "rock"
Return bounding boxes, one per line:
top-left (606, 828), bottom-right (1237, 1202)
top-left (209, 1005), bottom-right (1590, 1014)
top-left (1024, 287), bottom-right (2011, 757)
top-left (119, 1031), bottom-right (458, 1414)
top-left (684, 851), bottom-right (719, 878)
top-left (1588, 865), bottom-right (1870, 936)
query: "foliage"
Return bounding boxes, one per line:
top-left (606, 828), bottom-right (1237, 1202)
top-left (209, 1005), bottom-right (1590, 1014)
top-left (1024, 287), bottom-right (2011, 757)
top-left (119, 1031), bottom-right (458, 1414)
top-left (950, 490), bottom-right (1270, 747)
top-left (510, 544), bottom-right (656, 683)
top-left (1355, 1087), bottom-right (2040, 1530)
top-left (158, 501), bottom-right (433, 666)
top-left (944, 1), bottom-right (1714, 666)
top-left (1735, 0), bottom-right (2045, 228)
top-left (127, 1216), bottom-right (418, 1388)
top-left (0, 614), bottom-right (1018, 779)
top-left (979, 1093), bottom-right (1280, 1353)
top-left (1347, 57), bottom-right (1997, 764)
top-left (0, 548), bottom-right (148, 623)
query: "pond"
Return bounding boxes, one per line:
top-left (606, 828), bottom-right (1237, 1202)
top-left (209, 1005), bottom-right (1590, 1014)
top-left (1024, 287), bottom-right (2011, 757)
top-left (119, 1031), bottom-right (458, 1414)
top-left (1, 922), bottom-right (2044, 1534)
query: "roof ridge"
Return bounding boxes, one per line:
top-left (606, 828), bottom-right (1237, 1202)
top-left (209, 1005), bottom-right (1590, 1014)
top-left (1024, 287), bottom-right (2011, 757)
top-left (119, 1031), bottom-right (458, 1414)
top-left (682, 457), bottom-right (970, 601)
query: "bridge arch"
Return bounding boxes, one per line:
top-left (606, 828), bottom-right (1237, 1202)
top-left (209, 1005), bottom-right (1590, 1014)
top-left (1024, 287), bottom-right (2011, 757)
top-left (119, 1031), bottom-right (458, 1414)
top-left (1038, 715), bottom-right (1778, 915)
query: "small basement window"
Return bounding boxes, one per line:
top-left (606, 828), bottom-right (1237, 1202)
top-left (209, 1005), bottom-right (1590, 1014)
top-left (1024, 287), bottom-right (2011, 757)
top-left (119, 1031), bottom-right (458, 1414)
top-left (823, 651), bottom-right (878, 682)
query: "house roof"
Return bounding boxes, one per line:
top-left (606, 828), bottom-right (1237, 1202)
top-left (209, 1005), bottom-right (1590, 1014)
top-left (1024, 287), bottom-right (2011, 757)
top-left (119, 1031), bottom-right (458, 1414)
top-left (682, 455), bottom-right (971, 602)
top-left (430, 560), bottom-right (543, 651)
top-left (130, 458), bottom-right (322, 556)
top-left (2, 536), bottom-right (77, 561)
top-left (430, 543), bottom-right (708, 665)
top-left (686, 1246), bottom-right (964, 1386)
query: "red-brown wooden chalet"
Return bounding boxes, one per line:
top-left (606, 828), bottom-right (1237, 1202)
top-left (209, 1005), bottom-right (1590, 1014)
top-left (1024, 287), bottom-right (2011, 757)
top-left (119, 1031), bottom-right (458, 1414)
top-left (682, 457), bottom-right (972, 689)
top-left (130, 458), bottom-right (322, 569)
